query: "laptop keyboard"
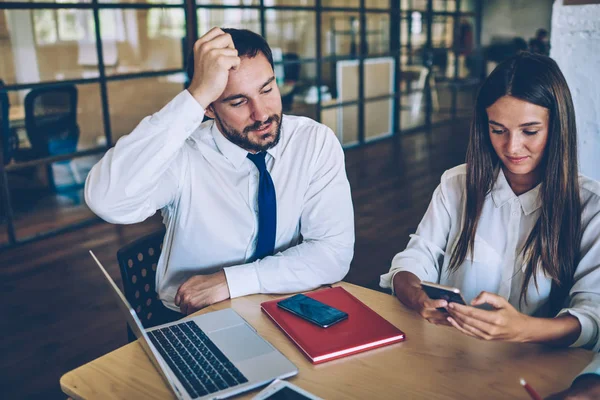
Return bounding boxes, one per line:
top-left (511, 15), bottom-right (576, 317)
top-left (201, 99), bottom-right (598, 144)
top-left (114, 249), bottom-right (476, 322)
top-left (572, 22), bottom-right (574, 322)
top-left (148, 321), bottom-right (248, 399)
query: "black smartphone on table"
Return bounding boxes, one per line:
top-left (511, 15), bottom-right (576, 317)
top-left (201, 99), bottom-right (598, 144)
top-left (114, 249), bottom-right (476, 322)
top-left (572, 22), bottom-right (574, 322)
top-left (277, 294), bottom-right (348, 328)
top-left (420, 281), bottom-right (467, 310)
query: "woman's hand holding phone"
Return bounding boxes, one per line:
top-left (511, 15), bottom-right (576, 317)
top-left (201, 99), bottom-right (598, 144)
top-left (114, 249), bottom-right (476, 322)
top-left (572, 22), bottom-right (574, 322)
top-left (445, 291), bottom-right (534, 342)
top-left (394, 274), bottom-right (581, 344)
top-left (414, 289), bottom-right (452, 326)
top-left (393, 272), bottom-right (451, 326)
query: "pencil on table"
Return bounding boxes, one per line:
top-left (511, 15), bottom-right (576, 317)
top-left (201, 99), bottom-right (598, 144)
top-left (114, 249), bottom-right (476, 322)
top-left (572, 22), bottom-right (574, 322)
top-left (520, 378), bottom-right (542, 400)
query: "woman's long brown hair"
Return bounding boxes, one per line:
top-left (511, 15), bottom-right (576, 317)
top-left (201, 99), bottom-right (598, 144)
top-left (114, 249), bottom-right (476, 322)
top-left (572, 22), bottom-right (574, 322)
top-left (447, 52), bottom-right (581, 312)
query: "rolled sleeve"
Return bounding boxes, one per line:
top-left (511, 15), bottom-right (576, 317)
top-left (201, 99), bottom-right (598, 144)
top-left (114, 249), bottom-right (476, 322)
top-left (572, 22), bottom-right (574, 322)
top-left (558, 308), bottom-right (599, 350)
top-left (380, 269), bottom-right (403, 293)
top-left (562, 192), bottom-right (600, 351)
top-left (224, 263), bottom-right (261, 299)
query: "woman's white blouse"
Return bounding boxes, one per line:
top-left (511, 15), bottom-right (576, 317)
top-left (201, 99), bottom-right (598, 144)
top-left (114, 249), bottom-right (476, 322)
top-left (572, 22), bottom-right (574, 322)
top-left (380, 164), bottom-right (600, 351)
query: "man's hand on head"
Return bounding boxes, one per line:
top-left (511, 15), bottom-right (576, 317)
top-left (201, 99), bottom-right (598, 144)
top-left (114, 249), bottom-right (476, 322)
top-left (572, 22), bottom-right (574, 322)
top-left (187, 27), bottom-right (241, 109)
top-left (174, 270), bottom-right (231, 315)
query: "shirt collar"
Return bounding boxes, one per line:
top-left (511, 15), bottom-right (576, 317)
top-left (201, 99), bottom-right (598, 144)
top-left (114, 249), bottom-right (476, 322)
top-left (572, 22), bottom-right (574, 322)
top-left (491, 167), bottom-right (543, 215)
top-left (210, 120), bottom-right (281, 169)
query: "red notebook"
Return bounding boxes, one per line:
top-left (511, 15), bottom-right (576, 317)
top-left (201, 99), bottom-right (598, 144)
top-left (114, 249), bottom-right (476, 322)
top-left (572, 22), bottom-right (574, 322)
top-left (260, 286), bottom-right (406, 364)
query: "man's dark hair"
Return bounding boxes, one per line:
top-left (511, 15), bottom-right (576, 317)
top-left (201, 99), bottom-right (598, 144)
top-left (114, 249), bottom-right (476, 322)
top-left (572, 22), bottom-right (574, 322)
top-left (186, 28), bottom-right (274, 84)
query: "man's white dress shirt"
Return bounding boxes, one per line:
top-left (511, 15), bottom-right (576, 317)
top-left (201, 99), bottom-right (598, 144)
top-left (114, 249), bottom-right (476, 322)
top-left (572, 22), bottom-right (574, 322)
top-left (380, 164), bottom-right (600, 351)
top-left (85, 90), bottom-right (355, 311)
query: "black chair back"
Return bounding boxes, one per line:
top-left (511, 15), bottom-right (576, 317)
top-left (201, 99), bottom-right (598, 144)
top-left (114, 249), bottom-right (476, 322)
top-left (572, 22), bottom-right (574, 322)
top-left (0, 80), bottom-right (18, 166)
top-left (117, 228), bottom-right (180, 341)
top-left (24, 84), bottom-right (80, 189)
top-left (24, 84), bottom-right (79, 159)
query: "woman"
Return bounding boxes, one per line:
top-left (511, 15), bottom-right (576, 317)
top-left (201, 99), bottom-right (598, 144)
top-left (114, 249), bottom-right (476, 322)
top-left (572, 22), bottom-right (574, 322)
top-left (380, 52), bottom-right (600, 350)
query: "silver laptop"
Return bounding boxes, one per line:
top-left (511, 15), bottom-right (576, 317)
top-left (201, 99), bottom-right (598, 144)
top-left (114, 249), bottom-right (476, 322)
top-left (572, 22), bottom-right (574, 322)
top-left (89, 251), bottom-right (298, 400)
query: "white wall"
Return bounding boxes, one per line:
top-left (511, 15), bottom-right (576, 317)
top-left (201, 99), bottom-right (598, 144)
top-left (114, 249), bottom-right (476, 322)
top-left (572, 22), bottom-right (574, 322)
top-left (551, 0), bottom-right (600, 181)
top-left (481, 0), bottom-right (554, 46)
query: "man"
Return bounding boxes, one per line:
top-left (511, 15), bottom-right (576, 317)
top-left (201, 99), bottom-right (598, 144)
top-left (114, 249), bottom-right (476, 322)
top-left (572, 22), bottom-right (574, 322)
top-left (529, 28), bottom-right (550, 56)
top-left (85, 27), bottom-right (354, 317)
top-left (547, 354), bottom-right (600, 399)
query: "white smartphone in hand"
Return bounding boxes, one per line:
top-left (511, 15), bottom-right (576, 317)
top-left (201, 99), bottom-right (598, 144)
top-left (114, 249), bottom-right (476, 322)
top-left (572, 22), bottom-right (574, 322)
top-left (252, 379), bottom-right (323, 400)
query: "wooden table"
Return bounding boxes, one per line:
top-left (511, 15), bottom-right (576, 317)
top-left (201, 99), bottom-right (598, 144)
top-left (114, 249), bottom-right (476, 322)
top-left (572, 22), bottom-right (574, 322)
top-left (60, 282), bottom-right (594, 399)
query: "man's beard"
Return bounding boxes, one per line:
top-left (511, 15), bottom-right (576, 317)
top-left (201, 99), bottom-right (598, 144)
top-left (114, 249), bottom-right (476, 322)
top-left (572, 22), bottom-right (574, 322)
top-left (213, 112), bottom-right (282, 153)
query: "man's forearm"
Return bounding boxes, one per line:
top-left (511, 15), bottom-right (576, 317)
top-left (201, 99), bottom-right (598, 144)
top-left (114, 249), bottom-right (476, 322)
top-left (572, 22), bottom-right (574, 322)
top-left (225, 238), bottom-right (352, 298)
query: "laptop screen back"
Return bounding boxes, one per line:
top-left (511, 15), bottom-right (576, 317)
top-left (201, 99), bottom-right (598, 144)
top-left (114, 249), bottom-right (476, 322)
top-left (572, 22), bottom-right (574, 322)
top-left (89, 250), bottom-right (183, 399)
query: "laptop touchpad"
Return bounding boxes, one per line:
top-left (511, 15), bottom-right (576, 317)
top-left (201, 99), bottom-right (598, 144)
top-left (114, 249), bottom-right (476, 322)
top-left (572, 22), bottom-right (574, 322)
top-left (210, 325), bottom-right (273, 362)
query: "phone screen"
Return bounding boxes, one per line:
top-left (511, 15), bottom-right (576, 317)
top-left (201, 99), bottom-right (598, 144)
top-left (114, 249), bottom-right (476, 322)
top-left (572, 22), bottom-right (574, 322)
top-left (277, 294), bottom-right (348, 328)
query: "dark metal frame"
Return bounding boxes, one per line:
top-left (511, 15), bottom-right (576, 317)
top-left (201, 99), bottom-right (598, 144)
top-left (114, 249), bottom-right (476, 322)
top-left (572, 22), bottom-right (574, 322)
top-left (0, 0), bottom-right (481, 249)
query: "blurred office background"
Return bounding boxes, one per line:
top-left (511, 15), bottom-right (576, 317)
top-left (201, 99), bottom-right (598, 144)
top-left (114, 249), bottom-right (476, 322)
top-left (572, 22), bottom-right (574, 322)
top-left (0, 0), bottom-right (484, 249)
top-left (1, 0), bottom-right (599, 398)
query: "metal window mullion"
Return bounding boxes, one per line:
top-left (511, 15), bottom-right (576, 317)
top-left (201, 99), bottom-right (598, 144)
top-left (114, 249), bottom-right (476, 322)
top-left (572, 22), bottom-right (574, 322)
top-left (475, 0), bottom-right (483, 80)
top-left (424, 0), bottom-right (433, 130)
top-left (390, 0), bottom-right (400, 135)
top-left (407, 11), bottom-right (413, 66)
top-left (92, 0), bottom-right (112, 147)
top-left (0, 2), bottom-right (93, 10)
top-left (315, 0), bottom-right (322, 124)
top-left (184, 0), bottom-right (198, 61)
top-left (97, 3), bottom-right (183, 9)
top-left (0, 2), bottom-right (185, 10)
top-left (358, 0), bottom-right (366, 145)
top-left (260, 0), bottom-right (266, 39)
top-left (0, 3), bottom-right (411, 11)
top-left (5, 147), bottom-right (109, 172)
top-left (321, 93), bottom-right (399, 110)
top-left (3, 69), bottom-right (185, 92)
top-left (451, 0), bottom-right (461, 120)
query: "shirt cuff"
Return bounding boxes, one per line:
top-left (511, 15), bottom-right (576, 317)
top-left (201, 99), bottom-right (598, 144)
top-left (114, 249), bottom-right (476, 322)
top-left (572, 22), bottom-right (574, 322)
top-left (381, 263), bottom-right (430, 292)
top-left (224, 263), bottom-right (261, 299)
top-left (380, 269), bottom-right (403, 294)
top-left (557, 308), bottom-right (596, 348)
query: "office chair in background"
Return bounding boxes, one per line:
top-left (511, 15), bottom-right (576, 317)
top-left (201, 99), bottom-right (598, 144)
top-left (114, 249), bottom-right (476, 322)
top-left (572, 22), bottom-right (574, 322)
top-left (24, 84), bottom-right (81, 191)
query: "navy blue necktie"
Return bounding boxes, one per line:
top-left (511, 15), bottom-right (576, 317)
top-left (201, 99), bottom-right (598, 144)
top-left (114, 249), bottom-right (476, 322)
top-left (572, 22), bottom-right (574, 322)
top-left (247, 152), bottom-right (277, 260)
